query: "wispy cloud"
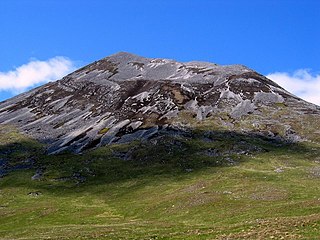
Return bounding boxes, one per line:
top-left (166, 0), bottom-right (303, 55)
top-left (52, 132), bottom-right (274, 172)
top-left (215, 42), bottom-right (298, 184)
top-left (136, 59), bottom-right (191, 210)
top-left (267, 69), bottom-right (320, 106)
top-left (0, 57), bottom-right (75, 93)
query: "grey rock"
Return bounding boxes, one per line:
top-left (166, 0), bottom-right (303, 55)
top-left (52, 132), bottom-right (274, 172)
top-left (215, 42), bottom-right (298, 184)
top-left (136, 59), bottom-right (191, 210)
top-left (31, 169), bottom-right (43, 180)
top-left (274, 167), bottom-right (284, 173)
top-left (196, 106), bottom-right (214, 120)
top-left (184, 99), bottom-right (199, 112)
top-left (203, 148), bottom-right (220, 157)
top-left (28, 191), bottom-right (42, 197)
top-left (230, 100), bottom-right (256, 119)
top-left (253, 92), bottom-right (284, 104)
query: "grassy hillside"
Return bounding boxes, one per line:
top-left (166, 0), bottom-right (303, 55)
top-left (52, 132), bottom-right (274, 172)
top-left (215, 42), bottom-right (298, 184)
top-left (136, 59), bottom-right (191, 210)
top-left (1, 124), bottom-right (320, 239)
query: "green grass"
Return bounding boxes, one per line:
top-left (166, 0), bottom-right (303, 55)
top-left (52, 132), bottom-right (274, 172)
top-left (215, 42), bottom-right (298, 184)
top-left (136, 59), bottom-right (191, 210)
top-left (1, 125), bottom-right (320, 239)
top-left (98, 128), bottom-right (110, 135)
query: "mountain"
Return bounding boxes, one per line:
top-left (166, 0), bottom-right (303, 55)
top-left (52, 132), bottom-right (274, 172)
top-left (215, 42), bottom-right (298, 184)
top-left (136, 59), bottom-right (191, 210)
top-left (1, 53), bottom-right (320, 239)
top-left (0, 52), bottom-right (319, 155)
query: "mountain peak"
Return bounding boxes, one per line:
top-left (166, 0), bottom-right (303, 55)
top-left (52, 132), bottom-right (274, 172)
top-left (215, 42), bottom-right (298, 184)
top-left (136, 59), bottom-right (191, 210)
top-left (0, 53), bottom-right (319, 154)
top-left (107, 51), bottom-right (146, 60)
top-left (71, 52), bottom-right (253, 85)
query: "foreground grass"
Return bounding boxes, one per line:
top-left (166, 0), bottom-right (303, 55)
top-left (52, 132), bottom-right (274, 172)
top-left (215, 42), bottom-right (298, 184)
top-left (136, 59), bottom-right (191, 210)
top-left (1, 127), bottom-right (320, 239)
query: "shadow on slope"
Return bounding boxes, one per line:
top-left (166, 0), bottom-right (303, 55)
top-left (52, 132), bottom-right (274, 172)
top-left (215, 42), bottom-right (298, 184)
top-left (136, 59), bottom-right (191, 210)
top-left (1, 125), bottom-right (319, 194)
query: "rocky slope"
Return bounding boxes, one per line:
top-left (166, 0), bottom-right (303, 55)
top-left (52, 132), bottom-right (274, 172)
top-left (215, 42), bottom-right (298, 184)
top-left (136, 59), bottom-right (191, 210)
top-left (0, 52), bottom-right (319, 154)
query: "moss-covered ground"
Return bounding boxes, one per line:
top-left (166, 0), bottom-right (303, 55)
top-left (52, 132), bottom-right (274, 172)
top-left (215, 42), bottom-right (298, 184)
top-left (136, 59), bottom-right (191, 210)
top-left (1, 125), bottom-right (320, 239)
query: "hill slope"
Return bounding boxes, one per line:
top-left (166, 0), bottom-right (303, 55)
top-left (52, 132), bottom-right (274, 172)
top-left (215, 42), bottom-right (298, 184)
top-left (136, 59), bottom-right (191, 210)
top-left (0, 53), bottom-right (320, 239)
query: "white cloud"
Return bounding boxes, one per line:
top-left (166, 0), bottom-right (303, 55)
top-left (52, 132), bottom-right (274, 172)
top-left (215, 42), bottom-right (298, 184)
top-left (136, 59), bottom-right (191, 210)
top-left (0, 57), bottom-right (75, 93)
top-left (267, 69), bottom-right (320, 106)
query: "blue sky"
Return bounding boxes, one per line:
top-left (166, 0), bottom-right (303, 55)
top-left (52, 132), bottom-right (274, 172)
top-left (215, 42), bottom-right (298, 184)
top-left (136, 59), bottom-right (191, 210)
top-left (0, 0), bottom-right (319, 104)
